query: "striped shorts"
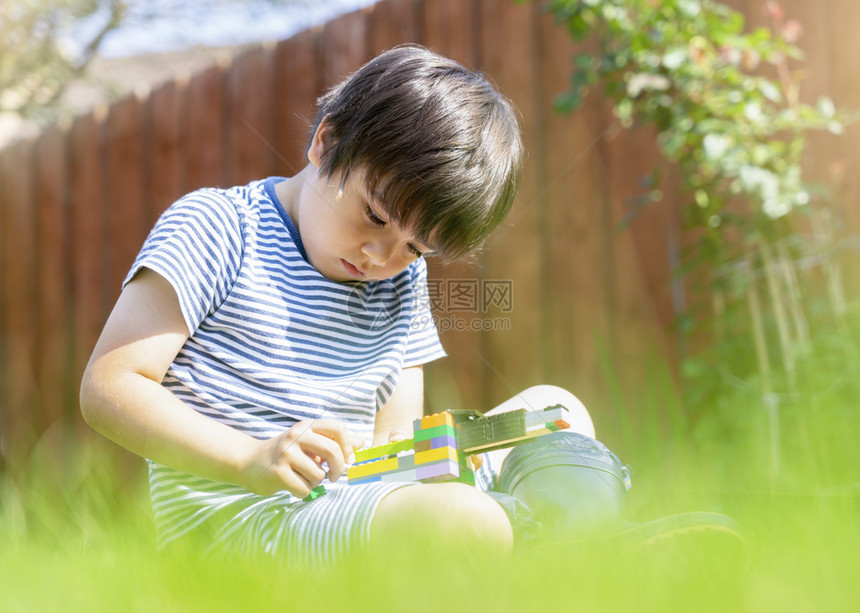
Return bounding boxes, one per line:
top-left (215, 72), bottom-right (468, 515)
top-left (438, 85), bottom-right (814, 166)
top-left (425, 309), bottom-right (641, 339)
top-left (148, 459), bottom-right (499, 567)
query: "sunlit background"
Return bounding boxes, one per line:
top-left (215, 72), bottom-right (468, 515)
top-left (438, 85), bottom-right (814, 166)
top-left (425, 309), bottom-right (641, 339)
top-left (0, 0), bottom-right (858, 609)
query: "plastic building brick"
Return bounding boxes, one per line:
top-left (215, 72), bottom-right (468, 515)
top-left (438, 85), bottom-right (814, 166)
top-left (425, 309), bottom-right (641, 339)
top-left (455, 404), bottom-right (571, 454)
top-left (302, 484), bottom-right (328, 502)
top-left (349, 412), bottom-right (463, 485)
top-left (346, 404), bottom-right (571, 487)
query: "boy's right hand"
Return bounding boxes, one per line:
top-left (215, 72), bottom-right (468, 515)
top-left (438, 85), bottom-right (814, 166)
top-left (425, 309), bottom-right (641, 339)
top-left (240, 419), bottom-right (363, 498)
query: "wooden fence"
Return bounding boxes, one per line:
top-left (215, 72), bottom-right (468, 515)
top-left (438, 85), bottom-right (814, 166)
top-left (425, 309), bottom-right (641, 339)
top-left (1, 0), bottom-right (858, 469)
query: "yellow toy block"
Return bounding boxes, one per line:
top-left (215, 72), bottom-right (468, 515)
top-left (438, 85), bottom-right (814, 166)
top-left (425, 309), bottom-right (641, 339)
top-left (353, 438), bottom-right (414, 463)
top-left (414, 445), bottom-right (458, 466)
top-left (348, 456), bottom-right (400, 480)
top-left (418, 411), bottom-right (455, 430)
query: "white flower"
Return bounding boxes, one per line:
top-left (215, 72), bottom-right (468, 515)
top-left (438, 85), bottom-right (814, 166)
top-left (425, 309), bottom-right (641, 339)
top-left (626, 73), bottom-right (671, 97)
top-left (763, 197), bottom-right (791, 218)
top-left (744, 102), bottom-right (764, 123)
top-left (703, 133), bottom-right (731, 160)
top-left (662, 48), bottom-right (687, 70)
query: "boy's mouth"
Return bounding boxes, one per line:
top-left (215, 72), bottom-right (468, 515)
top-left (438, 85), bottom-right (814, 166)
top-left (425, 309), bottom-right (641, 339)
top-left (341, 259), bottom-right (366, 279)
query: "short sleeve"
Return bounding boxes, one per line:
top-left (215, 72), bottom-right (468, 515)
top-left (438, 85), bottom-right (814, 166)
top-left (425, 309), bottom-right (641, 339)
top-left (124, 189), bottom-right (244, 335)
top-left (402, 257), bottom-right (447, 368)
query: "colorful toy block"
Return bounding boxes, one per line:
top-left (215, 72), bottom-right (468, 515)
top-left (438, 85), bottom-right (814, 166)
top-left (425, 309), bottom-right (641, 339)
top-left (348, 411), bottom-right (464, 485)
top-left (346, 404), bottom-right (572, 487)
top-left (456, 404), bottom-right (571, 454)
top-left (301, 485), bottom-right (327, 502)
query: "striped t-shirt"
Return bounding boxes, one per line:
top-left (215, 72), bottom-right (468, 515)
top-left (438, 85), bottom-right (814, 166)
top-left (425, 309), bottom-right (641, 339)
top-left (124, 177), bottom-right (447, 552)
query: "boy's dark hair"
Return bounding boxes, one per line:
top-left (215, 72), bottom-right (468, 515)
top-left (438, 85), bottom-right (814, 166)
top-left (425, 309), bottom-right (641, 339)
top-left (310, 44), bottom-right (524, 262)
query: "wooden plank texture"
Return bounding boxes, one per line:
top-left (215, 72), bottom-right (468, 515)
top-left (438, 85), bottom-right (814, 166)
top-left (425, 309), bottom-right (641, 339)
top-left (422, 0), bottom-right (477, 66)
top-left (148, 78), bottom-right (186, 223)
top-left (536, 12), bottom-right (611, 407)
top-left (476, 0), bottom-right (544, 409)
top-left (273, 30), bottom-right (321, 177)
top-left (105, 94), bottom-right (148, 310)
top-left (34, 127), bottom-right (70, 430)
top-left (321, 8), bottom-right (372, 89)
top-left (368, 0), bottom-right (419, 55)
top-left (0, 141), bottom-right (38, 460)
top-left (420, 0), bottom-right (486, 412)
top-left (227, 46), bottom-right (274, 186)
top-left (185, 64), bottom-right (226, 191)
top-left (68, 112), bottom-right (106, 397)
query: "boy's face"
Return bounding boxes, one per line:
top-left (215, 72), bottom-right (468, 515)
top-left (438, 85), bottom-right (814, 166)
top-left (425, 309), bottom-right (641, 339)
top-left (292, 122), bottom-right (435, 283)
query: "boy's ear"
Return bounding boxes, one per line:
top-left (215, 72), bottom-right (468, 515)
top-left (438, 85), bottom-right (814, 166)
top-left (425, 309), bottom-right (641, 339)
top-left (307, 119), bottom-right (332, 168)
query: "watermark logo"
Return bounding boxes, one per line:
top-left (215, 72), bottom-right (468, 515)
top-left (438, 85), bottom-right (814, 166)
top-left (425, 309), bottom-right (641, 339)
top-left (415, 279), bottom-right (514, 333)
top-left (424, 279), bottom-right (513, 313)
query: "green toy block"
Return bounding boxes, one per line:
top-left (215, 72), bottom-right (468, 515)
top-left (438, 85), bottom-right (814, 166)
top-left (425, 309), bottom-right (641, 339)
top-left (302, 485), bottom-right (327, 502)
top-left (413, 423), bottom-right (456, 443)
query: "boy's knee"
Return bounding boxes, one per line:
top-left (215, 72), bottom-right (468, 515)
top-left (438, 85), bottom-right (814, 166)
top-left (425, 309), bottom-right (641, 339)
top-left (487, 385), bottom-right (595, 438)
top-left (527, 384), bottom-right (595, 437)
top-left (370, 483), bottom-right (512, 551)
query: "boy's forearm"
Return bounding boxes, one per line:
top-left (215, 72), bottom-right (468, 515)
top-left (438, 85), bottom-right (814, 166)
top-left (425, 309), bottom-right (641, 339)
top-left (80, 366), bottom-right (259, 489)
top-left (373, 366), bottom-right (424, 445)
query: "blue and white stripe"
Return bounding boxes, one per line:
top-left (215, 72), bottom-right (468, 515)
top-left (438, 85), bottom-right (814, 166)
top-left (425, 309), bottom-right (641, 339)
top-left (124, 178), bottom-right (446, 562)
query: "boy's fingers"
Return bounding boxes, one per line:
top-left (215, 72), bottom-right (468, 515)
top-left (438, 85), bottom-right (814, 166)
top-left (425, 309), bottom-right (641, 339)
top-left (307, 419), bottom-right (359, 464)
top-left (288, 452), bottom-right (327, 486)
top-left (350, 432), bottom-right (366, 451)
top-left (294, 433), bottom-right (348, 481)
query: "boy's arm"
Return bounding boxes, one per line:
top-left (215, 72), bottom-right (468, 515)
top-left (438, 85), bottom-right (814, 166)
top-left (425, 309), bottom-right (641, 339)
top-left (369, 366), bottom-right (484, 469)
top-left (372, 366), bottom-right (424, 446)
top-left (80, 267), bottom-right (358, 498)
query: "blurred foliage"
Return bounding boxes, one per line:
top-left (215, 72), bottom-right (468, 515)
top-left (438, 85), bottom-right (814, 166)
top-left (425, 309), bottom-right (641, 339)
top-left (544, 0), bottom-right (849, 256)
top-left (0, 0), bottom-right (316, 124)
top-left (0, 0), bottom-right (126, 121)
top-left (542, 0), bottom-right (858, 480)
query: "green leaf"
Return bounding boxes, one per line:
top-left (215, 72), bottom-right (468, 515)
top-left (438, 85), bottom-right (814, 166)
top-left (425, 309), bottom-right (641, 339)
top-left (554, 91), bottom-right (583, 114)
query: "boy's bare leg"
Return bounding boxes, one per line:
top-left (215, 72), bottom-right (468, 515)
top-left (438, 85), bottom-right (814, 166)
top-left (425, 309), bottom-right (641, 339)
top-left (368, 386), bottom-right (590, 553)
top-left (370, 482), bottom-right (513, 552)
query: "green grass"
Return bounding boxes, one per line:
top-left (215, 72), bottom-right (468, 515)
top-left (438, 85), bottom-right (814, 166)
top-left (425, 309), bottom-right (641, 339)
top-left (2, 342), bottom-right (859, 612)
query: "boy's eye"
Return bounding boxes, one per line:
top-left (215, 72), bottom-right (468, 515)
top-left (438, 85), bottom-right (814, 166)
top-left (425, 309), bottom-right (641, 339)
top-left (365, 204), bottom-right (386, 227)
top-left (407, 244), bottom-right (423, 258)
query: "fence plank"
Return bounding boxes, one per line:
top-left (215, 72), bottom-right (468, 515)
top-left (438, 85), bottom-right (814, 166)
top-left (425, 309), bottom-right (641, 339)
top-left (227, 46), bottom-right (275, 186)
top-left (825, 0), bottom-right (860, 238)
top-left (148, 78), bottom-right (186, 224)
top-left (422, 0), bottom-right (478, 66)
top-left (273, 30), bottom-right (321, 177)
top-left (186, 64), bottom-right (227, 191)
top-left (68, 112), bottom-right (107, 396)
top-left (0, 141), bottom-right (38, 460)
top-left (604, 125), bottom-right (678, 329)
top-left (420, 0), bottom-right (486, 412)
top-left (534, 13), bottom-right (612, 410)
top-left (34, 127), bottom-right (71, 429)
top-left (105, 94), bottom-right (148, 311)
top-left (368, 0), bottom-right (419, 55)
top-left (604, 124), bottom-right (682, 428)
top-left (321, 7), bottom-right (372, 89)
top-left (476, 0), bottom-right (544, 408)
top-left (0, 151), bottom-right (5, 466)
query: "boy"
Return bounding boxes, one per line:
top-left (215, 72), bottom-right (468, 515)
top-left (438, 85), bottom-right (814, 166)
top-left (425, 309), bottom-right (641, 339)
top-left (80, 45), bottom-right (526, 562)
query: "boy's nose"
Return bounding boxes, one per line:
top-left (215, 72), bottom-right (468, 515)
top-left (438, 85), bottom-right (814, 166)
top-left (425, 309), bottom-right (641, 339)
top-left (361, 239), bottom-right (397, 268)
